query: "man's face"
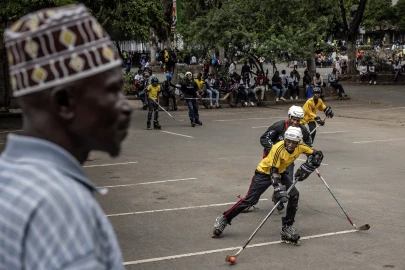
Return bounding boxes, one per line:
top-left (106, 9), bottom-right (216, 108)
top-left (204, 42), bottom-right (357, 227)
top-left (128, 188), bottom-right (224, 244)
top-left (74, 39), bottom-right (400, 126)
top-left (288, 116), bottom-right (301, 127)
top-left (284, 138), bottom-right (299, 153)
top-left (197, 73), bottom-right (201, 79)
top-left (313, 92), bottom-right (320, 99)
top-left (187, 74), bottom-right (192, 81)
top-left (73, 66), bottom-right (133, 157)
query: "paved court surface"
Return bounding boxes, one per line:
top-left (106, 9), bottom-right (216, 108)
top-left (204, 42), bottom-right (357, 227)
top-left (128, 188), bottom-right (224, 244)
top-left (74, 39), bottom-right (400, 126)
top-left (1, 84), bottom-right (405, 269)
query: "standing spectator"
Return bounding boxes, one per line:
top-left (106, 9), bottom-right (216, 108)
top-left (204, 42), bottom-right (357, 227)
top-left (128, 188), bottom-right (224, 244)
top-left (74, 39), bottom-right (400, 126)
top-left (203, 59), bottom-right (209, 78)
top-left (168, 49), bottom-right (177, 73)
top-left (241, 61), bottom-right (251, 77)
top-left (328, 68), bottom-right (348, 101)
top-left (393, 61), bottom-right (402, 82)
top-left (229, 59), bottom-right (236, 76)
top-left (293, 60), bottom-right (298, 70)
top-left (1, 5), bottom-right (132, 269)
top-left (367, 61), bottom-right (377, 85)
top-left (249, 57), bottom-right (254, 69)
top-left (205, 73), bottom-right (220, 108)
top-left (303, 70), bottom-right (312, 99)
top-left (163, 48), bottom-right (169, 72)
top-left (335, 57), bottom-right (341, 74)
top-left (271, 71), bottom-right (286, 102)
top-left (358, 61), bottom-right (368, 83)
top-left (254, 71), bottom-right (267, 101)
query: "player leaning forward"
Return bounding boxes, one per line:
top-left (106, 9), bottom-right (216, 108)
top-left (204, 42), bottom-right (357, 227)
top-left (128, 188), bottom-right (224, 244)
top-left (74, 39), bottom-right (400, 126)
top-left (212, 127), bottom-right (324, 245)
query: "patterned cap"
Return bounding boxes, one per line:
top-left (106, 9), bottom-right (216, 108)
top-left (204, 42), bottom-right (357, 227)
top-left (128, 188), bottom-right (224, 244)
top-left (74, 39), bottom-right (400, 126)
top-left (4, 4), bottom-right (122, 97)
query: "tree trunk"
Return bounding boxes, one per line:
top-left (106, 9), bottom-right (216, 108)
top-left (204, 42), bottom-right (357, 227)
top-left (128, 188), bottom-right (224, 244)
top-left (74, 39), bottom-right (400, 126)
top-left (306, 50), bottom-right (316, 78)
top-left (0, 34), bottom-right (10, 108)
top-left (219, 48), bottom-right (225, 62)
top-left (346, 39), bottom-right (357, 74)
top-left (149, 27), bottom-right (158, 65)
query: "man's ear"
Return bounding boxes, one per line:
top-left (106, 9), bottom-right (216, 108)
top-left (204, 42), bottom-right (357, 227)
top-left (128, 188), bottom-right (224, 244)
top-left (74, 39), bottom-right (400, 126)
top-left (49, 86), bottom-right (76, 122)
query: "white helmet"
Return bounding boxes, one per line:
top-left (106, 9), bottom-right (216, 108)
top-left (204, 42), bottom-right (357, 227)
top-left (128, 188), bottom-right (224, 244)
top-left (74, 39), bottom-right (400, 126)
top-left (288, 105), bottom-right (304, 119)
top-left (185, 71), bottom-right (192, 76)
top-left (284, 127), bottom-right (302, 142)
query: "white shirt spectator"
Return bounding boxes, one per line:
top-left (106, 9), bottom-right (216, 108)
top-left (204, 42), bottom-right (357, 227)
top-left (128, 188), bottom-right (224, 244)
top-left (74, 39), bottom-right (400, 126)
top-left (394, 63), bottom-right (401, 70)
top-left (358, 65), bottom-right (368, 75)
top-left (134, 74), bottom-right (143, 81)
top-left (313, 75), bottom-right (324, 86)
top-left (368, 65), bottom-right (375, 73)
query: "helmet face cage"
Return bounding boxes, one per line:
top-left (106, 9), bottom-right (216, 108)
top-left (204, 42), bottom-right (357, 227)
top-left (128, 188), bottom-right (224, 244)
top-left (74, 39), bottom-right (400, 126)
top-left (151, 77), bottom-right (159, 84)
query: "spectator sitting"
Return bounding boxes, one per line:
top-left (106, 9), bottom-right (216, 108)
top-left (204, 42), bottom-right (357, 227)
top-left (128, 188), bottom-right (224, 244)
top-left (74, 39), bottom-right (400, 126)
top-left (271, 71), bottom-right (286, 102)
top-left (205, 73), bottom-right (220, 108)
top-left (328, 68), bottom-right (348, 101)
top-left (313, 72), bottom-right (325, 98)
top-left (288, 71), bottom-right (299, 100)
top-left (240, 72), bottom-right (255, 106)
top-left (358, 61), bottom-right (368, 83)
top-left (254, 71), bottom-right (267, 101)
top-left (241, 61), bottom-right (251, 78)
top-left (393, 61), bottom-right (402, 82)
top-left (341, 61), bottom-right (348, 74)
top-left (367, 61), bottom-right (377, 85)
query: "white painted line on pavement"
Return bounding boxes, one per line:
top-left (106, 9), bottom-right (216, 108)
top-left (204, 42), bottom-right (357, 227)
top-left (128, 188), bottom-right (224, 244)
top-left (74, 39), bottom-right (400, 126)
top-left (160, 131), bottom-right (194, 138)
top-left (214, 117), bottom-right (281, 122)
top-left (359, 106), bottom-right (405, 113)
top-left (123, 229), bottom-right (357, 265)
top-left (0, 129), bottom-right (22, 134)
top-left (179, 111), bottom-right (274, 117)
top-left (84, 161), bottom-right (138, 168)
top-left (297, 158), bottom-right (328, 165)
top-left (98, 178), bottom-right (198, 188)
top-left (107, 199), bottom-right (269, 217)
top-left (353, 138), bottom-right (405, 144)
top-left (251, 126), bottom-right (269, 129)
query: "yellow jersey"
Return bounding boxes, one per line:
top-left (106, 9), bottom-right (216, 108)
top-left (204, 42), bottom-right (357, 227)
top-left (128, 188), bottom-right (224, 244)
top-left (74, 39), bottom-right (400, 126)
top-left (147, 84), bottom-right (160, 100)
top-left (194, 78), bottom-right (205, 90)
top-left (301, 97), bottom-right (326, 124)
top-left (256, 140), bottom-right (313, 174)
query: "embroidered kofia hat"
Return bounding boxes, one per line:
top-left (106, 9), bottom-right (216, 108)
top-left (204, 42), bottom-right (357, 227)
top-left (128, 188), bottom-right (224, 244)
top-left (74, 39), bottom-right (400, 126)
top-left (4, 4), bottom-right (122, 97)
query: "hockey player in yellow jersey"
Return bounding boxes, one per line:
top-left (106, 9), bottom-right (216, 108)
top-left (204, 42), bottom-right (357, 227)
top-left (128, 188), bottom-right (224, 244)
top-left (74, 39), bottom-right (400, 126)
top-left (301, 86), bottom-right (334, 142)
top-left (212, 127), bottom-right (324, 244)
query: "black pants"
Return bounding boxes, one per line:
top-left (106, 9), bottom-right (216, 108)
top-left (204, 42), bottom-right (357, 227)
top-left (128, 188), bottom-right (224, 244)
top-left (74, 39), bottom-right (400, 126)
top-left (368, 72), bottom-right (377, 82)
top-left (308, 121), bottom-right (317, 143)
top-left (288, 83), bottom-right (299, 98)
top-left (223, 170), bottom-right (299, 225)
top-left (147, 98), bottom-right (159, 122)
top-left (162, 91), bottom-right (177, 109)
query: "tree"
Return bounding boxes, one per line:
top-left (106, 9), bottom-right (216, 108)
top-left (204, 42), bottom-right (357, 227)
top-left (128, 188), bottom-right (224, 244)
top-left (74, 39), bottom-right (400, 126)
top-left (393, 0), bottom-right (405, 32)
top-left (363, 0), bottom-right (395, 31)
top-left (338, 0), bottom-right (368, 74)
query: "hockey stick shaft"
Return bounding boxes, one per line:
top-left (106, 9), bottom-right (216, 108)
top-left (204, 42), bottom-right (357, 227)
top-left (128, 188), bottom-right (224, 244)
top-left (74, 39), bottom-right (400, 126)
top-left (309, 117), bottom-right (327, 135)
top-left (227, 178), bottom-right (299, 260)
top-left (150, 98), bottom-right (178, 121)
top-left (315, 169), bottom-right (369, 230)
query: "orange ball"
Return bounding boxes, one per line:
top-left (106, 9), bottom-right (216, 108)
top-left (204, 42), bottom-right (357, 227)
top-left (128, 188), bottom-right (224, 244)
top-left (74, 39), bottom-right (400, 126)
top-left (229, 256), bottom-right (236, 264)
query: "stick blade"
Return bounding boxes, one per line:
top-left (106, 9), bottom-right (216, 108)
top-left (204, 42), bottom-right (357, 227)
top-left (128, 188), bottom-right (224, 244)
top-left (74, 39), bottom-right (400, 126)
top-left (225, 254), bottom-right (238, 262)
top-left (357, 224), bottom-right (370, 231)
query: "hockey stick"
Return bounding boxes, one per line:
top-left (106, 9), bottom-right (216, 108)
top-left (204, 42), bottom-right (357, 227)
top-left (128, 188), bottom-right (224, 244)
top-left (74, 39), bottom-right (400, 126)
top-left (150, 99), bottom-right (185, 122)
top-left (225, 178), bottom-right (299, 264)
top-left (309, 116), bottom-right (327, 135)
top-left (315, 169), bottom-right (370, 231)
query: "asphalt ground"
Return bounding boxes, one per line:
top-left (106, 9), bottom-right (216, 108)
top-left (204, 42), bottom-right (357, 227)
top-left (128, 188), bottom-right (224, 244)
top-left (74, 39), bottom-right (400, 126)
top-left (1, 84), bottom-right (405, 269)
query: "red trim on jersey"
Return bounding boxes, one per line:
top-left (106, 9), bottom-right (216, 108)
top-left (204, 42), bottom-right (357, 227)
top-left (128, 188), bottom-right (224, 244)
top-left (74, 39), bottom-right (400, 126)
top-left (224, 175), bottom-right (255, 217)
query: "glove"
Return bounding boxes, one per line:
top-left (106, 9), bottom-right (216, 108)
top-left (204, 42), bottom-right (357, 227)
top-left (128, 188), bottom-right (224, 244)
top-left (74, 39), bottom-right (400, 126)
top-left (324, 106), bottom-right (334, 118)
top-left (271, 176), bottom-right (281, 186)
top-left (315, 116), bottom-right (325, 126)
top-left (274, 185), bottom-right (289, 203)
top-left (308, 151), bottom-right (323, 167)
top-left (294, 163), bottom-right (315, 181)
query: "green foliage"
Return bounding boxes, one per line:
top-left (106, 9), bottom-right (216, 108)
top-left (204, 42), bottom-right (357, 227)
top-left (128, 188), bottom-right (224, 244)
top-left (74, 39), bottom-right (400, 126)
top-left (358, 45), bottom-right (373, 50)
top-left (394, 0), bottom-right (405, 31)
top-left (363, 0), bottom-right (395, 30)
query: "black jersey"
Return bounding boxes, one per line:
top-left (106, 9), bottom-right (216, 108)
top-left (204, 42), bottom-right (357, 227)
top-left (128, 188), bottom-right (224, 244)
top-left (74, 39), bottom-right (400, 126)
top-left (260, 120), bottom-right (312, 154)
